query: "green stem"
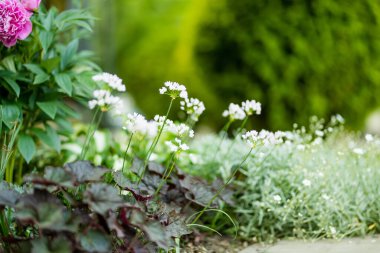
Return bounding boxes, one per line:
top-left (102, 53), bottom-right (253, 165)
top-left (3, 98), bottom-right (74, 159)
top-left (80, 109), bottom-right (102, 160)
top-left (154, 155), bottom-right (177, 196)
top-left (121, 133), bottom-right (134, 172)
top-left (192, 147), bottom-right (253, 224)
top-left (137, 98), bottom-right (174, 184)
top-left (225, 116), bottom-right (249, 157)
top-left (16, 155), bottom-right (24, 184)
top-left (212, 120), bottom-right (232, 162)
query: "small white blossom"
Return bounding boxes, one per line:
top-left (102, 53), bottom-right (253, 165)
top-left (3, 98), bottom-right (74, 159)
top-left (165, 138), bottom-right (189, 153)
top-left (222, 103), bottom-right (246, 121)
top-left (180, 98), bottom-right (206, 121)
top-left (123, 113), bottom-right (158, 137)
top-left (302, 179), bottom-right (311, 187)
top-left (242, 130), bottom-right (259, 148)
top-left (154, 116), bottom-right (194, 138)
top-left (241, 100), bottom-right (261, 115)
top-left (159, 81), bottom-right (188, 99)
top-left (329, 226), bottom-right (337, 235)
top-left (352, 148), bottom-right (365, 155)
top-left (88, 89), bottom-right (122, 111)
top-left (92, 72), bottom-right (126, 92)
top-left (273, 195), bottom-right (281, 203)
top-left (365, 134), bottom-right (374, 142)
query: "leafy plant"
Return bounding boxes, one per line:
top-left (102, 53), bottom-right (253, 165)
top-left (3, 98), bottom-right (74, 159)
top-left (0, 3), bottom-right (99, 182)
top-left (0, 159), bottom-right (233, 252)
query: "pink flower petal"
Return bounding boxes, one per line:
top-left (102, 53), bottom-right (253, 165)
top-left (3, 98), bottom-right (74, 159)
top-left (18, 20), bottom-right (33, 40)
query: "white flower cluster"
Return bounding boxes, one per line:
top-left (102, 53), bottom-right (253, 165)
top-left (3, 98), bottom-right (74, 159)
top-left (242, 100), bottom-right (261, 116)
top-left (88, 89), bottom-right (122, 111)
top-left (180, 98), bottom-right (205, 121)
top-left (154, 115), bottom-right (195, 138)
top-left (242, 130), bottom-right (285, 148)
top-left (92, 72), bottom-right (126, 92)
top-left (165, 138), bottom-right (189, 153)
top-left (222, 103), bottom-right (246, 121)
top-left (159, 81), bottom-right (188, 99)
top-left (123, 113), bottom-right (158, 137)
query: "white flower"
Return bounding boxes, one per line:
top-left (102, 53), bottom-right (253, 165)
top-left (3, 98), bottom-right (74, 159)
top-left (180, 98), bottom-right (206, 121)
top-left (123, 113), bottom-right (158, 137)
top-left (273, 195), bottom-right (281, 203)
top-left (352, 148), bottom-right (365, 155)
top-left (159, 81), bottom-right (188, 99)
top-left (222, 103), bottom-right (246, 121)
top-left (242, 130), bottom-right (259, 148)
top-left (113, 157), bottom-right (124, 172)
top-left (93, 72), bottom-right (126, 92)
top-left (315, 130), bottom-right (324, 137)
top-left (154, 116), bottom-right (194, 138)
top-left (241, 100), bottom-right (261, 115)
top-left (165, 138), bottom-right (189, 153)
top-left (88, 89), bottom-right (122, 111)
top-left (302, 179), bottom-right (311, 187)
top-left (329, 226), bottom-right (337, 235)
top-left (322, 194), bottom-right (330, 201)
top-left (365, 134), bottom-right (374, 142)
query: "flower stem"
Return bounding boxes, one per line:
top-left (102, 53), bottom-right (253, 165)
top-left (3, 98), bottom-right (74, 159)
top-left (80, 109), bottom-right (103, 160)
top-left (154, 155), bottom-right (177, 196)
top-left (121, 133), bottom-right (134, 172)
top-left (225, 116), bottom-right (249, 157)
top-left (137, 98), bottom-right (174, 184)
top-left (192, 147), bottom-right (253, 224)
top-left (212, 120), bottom-right (232, 162)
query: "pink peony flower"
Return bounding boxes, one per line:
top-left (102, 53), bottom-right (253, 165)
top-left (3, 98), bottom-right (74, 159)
top-left (0, 0), bottom-right (33, 48)
top-left (21, 0), bottom-right (41, 11)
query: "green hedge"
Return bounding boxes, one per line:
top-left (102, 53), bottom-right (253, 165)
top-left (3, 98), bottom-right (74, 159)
top-left (93, 0), bottom-right (380, 130)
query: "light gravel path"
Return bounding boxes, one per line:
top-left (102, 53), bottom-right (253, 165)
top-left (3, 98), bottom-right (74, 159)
top-left (239, 236), bottom-right (380, 253)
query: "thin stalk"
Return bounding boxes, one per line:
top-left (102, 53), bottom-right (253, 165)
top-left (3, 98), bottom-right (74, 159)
top-left (80, 109), bottom-right (103, 160)
top-left (121, 133), bottom-right (134, 172)
top-left (192, 147), bottom-right (253, 224)
top-left (212, 120), bottom-right (232, 162)
top-left (80, 107), bottom-right (100, 160)
top-left (137, 98), bottom-right (174, 184)
top-left (5, 152), bottom-right (16, 183)
top-left (225, 116), bottom-right (249, 156)
top-left (154, 156), bottom-right (177, 196)
top-left (16, 155), bottom-right (24, 184)
top-left (0, 121), bottom-right (21, 180)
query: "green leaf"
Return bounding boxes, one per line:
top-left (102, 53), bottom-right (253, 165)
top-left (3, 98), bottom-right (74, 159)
top-left (41, 57), bottom-right (60, 73)
top-left (24, 64), bottom-right (47, 75)
top-left (2, 56), bottom-right (16, 72)
top-left (34, 74), bottom-right (50, 85)
top-left (37, 101), bottom-right (58, 119)
top-left (39, 31), bottom-right (54, 52)
top-left (3, 77), bottom-right (20, 97)
top-left (33, 125), bottom-right (61, 152)
top-left (18, 134), bottom-right (36, 164)
top-left (61, 40), bottom-right (78, 69)
top-left (24, 64), bottom-right (50, 84)
top-left (2, 103), bottom-right (21, 129)
top-left (54, 73), bottom-right (72, 95)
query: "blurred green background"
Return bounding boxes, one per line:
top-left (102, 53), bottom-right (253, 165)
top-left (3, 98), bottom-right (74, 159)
top-left (55, 0), bottom-right (380, 130)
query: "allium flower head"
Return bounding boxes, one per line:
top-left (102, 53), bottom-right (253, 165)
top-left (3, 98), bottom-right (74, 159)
top-left (0, 0), bottom-right (34, 47)
top-left (88, 89), bottom-right (122, 112)
top-left (92, 72), bottom-right (126, 92)
top-left (159, 81), bottom-right (188, 100)
top-left (123, 113), bottom-right (158, 137)
top-left (180, 97), bottom-right (205, 122)
top-left (154, 115), bottom-right (194, 138)
top-left (242, 130), bottom-right (284, 148)
top-left (241, 100), bottom-right (261, 116)
top-left (222, 103), bottom-right (246, 121)
top-left (165, 138), bottom-right (189, 153)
